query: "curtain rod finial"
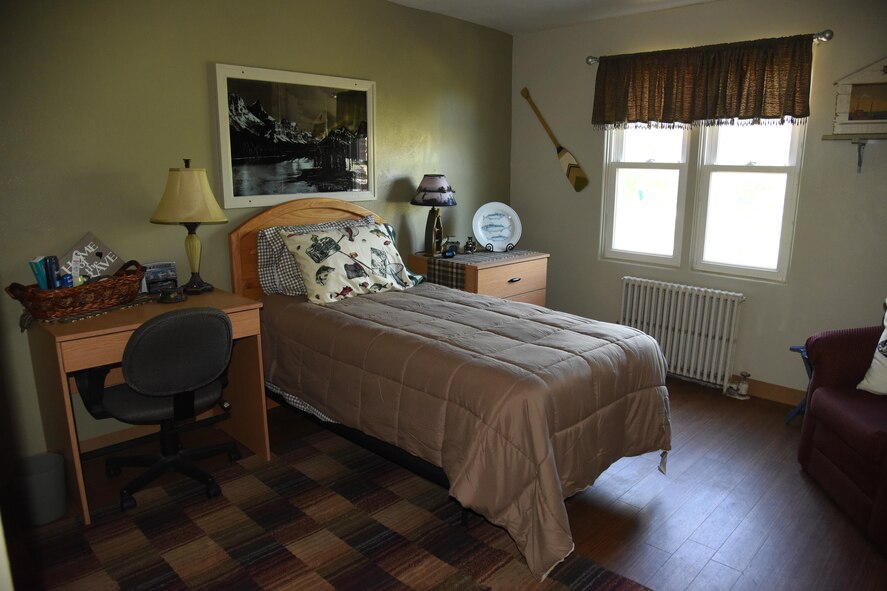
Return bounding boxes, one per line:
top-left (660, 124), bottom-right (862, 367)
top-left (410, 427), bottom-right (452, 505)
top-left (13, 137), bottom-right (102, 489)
top-left (815, 29), bottom-right (833, 42)
top-left (586, 56), bottom-right (599, 65)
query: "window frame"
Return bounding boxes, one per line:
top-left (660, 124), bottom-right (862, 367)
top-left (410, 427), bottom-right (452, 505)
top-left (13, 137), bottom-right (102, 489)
top-left (690, 123), bottom-right (806, 282)
top-left (600, 127), bottom-right (690, 267)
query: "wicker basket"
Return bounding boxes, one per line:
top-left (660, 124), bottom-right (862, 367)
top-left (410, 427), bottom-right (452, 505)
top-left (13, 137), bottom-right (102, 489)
top-left (6, 260), bottom-right (146, 320)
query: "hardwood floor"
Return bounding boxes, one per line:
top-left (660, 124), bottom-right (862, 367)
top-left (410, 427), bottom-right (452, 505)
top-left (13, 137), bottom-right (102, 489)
top-left (567, 378), bottom-right (887, 590)
top-left (75, 379), bottom-right (887, 590)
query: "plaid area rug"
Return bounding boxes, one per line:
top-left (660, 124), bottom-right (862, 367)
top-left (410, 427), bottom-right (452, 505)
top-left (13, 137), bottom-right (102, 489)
top-left (27, 425), bottom-right (647, 590)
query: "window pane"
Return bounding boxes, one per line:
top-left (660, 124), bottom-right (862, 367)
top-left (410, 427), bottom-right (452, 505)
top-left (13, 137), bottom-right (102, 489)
top-left (714, 125), bottom-right (792, 165)
top-left (702, 172), bottom-right (788, 269)
top-left (622, 127), bottom-right (685, 162)
top-left (613, 168), bottom-right (679, 256)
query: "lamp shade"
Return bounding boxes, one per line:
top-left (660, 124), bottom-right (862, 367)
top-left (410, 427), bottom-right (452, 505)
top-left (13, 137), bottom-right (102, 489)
top-left (411, 174), bottom-right (456, 207)
top-left (150, 164), bottom-right (227, 224)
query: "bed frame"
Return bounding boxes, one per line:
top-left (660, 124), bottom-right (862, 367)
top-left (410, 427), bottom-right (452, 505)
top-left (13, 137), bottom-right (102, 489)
top-left (227, 197), bottom-right (462, 512)
top-left (228, 197), bottom-right (384, 301)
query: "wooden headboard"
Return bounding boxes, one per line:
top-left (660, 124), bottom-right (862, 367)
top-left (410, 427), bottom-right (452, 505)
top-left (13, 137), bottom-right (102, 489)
top-left (228, 197), bottom-right (385, 300)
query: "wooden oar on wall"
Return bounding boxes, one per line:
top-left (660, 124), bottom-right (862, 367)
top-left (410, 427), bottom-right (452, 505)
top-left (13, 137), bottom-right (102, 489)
top-left (520, 87), bottom-right (589, 192)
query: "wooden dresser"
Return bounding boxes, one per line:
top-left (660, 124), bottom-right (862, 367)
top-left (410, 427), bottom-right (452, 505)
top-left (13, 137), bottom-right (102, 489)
top-left (407, 251), bottom-right (549, 306)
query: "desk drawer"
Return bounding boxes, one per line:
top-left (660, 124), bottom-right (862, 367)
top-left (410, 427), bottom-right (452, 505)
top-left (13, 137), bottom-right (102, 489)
top-left (476, 258), bottom-right (547, 299)
top-left (60, 309), bottom-right (260, 373)
top-left (61, 333), bottom-right (129, 372)
top-left (229, 309), bottom-right (260, 339)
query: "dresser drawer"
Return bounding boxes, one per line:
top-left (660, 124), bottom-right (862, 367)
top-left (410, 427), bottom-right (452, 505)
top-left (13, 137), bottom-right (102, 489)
top-left (507, 289), bottom-right (546, 306)
top-left (476, 258), bottom-right (547, 300)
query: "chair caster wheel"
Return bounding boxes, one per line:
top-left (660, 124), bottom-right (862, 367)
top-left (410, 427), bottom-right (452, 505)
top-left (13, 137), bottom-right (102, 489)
top-left (120, 495), bottom-right (136, 510)
top-left (228, 449), bottom-right (241, 462)
top-left (206, 482), bottom-right (221, 498)
top-left (106, 464), bottom-right (122, 478)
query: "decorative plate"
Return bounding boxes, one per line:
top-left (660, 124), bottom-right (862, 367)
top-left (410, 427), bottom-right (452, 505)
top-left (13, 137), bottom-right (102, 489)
top-left (472, 202), bottom-right (522, 252)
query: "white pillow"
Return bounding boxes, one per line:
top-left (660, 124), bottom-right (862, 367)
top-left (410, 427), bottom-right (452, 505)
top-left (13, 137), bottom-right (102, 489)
top-left (256, 215), bottom-right (375, 296)
top-left (280, 223), bottom-right (412, 304)
top-left (857, 299), bottom-right (887, 395)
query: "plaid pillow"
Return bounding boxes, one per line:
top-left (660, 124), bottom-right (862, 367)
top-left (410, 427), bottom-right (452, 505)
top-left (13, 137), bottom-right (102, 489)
top-left (257, 215), bottom-right (375, 296)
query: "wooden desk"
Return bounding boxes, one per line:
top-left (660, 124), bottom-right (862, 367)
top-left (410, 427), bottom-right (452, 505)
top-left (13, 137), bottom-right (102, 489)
top-left (26, 290), bottom-right (269, 525)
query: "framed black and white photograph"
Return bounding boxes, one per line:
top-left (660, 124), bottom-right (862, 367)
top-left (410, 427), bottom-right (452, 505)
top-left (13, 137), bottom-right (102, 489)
top-left (215, 64), bottom-right (375, 208)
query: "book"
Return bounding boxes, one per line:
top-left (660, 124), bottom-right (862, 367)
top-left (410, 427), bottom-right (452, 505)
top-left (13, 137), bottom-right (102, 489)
top-left (43, 255), bottom-right (60, 288)
top-left (58, 232), bottom-right (124, 279)
top-left (29, 256), bottom-right (49, 289)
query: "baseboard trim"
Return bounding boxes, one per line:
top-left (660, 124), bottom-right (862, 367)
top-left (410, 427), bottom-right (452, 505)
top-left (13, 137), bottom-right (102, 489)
top-left (745, 378), bottom-right (805, 407)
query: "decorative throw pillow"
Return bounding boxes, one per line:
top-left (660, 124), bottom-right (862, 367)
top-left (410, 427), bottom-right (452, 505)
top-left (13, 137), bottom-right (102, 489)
top-left (858, 299), bottom-right (887, 395)
top-left (280, 223), bottom-right (414, 304)
top-left (257, 215), bottom-right (375, 296)
top-left (382, 222), bottom-right (424, 287)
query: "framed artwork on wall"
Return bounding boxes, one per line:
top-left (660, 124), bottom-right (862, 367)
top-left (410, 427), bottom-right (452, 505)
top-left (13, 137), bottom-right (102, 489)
top-left (831, 57), bottom-right (887, 135)
top-left (215, 64), bottom-right (375, 209)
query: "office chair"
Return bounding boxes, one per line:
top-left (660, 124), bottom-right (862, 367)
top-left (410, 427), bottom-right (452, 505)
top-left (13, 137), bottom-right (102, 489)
top-left (92, 307), bottom-right (240, 510)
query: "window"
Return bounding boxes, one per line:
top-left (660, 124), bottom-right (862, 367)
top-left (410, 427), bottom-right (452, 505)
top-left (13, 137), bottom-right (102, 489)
top-left (592, 34), bottom-right (815, 281)
top-left (601, 123), bottom-right (806, 281)
top-left (601, 127), bottom-right (689, 266)
top-left (692, 123), bottom-right (806, 280)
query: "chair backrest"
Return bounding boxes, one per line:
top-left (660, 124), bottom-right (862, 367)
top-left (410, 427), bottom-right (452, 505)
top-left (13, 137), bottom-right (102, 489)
top-left (122, 307), bottom-right (233, 397)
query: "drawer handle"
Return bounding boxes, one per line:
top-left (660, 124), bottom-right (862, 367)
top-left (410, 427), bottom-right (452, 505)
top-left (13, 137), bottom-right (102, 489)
top-left (508, 277), bottom-right (522, 283)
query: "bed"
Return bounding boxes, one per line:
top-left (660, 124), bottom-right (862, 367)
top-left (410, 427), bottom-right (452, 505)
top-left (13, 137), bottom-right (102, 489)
top-left (229, 198), bottom-right (671, 579)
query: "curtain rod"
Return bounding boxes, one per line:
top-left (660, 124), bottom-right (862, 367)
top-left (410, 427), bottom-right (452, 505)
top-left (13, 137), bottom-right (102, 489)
top-left (585, 29), bottom-right (833, 65)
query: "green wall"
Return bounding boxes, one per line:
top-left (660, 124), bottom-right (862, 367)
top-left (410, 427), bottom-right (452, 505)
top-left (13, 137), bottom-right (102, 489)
top-left (0, 0), bottom-right (511, 455)
top-left (511, 0), bottom-right (887, 395)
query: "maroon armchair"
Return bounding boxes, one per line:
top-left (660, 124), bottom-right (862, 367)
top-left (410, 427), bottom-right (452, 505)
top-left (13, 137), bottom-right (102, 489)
top-left (797, 325), bottom-right (886, 551)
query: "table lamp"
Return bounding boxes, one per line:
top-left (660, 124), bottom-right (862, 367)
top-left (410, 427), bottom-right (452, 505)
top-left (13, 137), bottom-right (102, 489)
top-left (150, 159), bottom-right (228, 294)
top-left (411, 174), bottom-right (456, 256)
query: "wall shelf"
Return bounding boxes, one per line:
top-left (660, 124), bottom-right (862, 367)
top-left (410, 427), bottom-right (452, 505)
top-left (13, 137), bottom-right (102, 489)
top-left (821, 133), bottom-right (887, 141)
top-left (821, 133), bottom-right (887, 172)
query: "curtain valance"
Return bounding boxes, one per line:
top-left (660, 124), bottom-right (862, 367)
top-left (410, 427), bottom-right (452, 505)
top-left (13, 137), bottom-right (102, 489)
top-left (591, 34), bottom-right (813, 128)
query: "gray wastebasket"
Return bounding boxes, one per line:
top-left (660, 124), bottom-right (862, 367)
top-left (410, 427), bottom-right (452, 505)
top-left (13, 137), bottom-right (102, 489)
top-left (20, 452), bottom-right (66, 526)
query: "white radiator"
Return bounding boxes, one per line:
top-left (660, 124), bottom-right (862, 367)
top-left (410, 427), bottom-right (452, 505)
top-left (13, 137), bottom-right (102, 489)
top-left (620, 276), bottom-right (745, 390)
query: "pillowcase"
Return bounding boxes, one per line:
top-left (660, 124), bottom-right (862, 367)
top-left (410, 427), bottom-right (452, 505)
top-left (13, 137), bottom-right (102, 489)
top-left (280, 223), bottom-right (414, 304)
top-left (381, 222), bottom-right (424, 287)
top-left (257, 215), bottom-right (375, 296)
top-left (857, 299), bottom-right (887, 395)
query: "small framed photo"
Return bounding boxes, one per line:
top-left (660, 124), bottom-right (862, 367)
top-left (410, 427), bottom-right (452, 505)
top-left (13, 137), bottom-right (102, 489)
top-left (215, 64), bottom-right (375, 209)
top-left (832, 57), bottom-right (887, 135)
top-left (848, 83), bottom-right (887, 121)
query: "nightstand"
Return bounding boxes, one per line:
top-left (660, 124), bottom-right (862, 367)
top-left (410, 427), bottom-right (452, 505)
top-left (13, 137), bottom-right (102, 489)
top-left (407, 250), bottom-right (549, 306)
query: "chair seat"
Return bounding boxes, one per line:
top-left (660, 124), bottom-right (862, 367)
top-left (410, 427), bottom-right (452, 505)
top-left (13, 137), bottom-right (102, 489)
top-left (103, 381), bottom-right (224, 425)
top-left (809, 386), bottom-right (887, 464)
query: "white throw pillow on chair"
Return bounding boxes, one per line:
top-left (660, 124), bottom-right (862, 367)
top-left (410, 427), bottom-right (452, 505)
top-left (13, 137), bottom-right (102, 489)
top-left (858, 299), bottom-right (887, 395)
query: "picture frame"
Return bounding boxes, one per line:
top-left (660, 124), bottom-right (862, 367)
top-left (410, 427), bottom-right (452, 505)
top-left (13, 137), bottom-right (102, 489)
top-left (831, 57), bottom-right (887, 135)
top-left (215, 63), bottom-right (375, 209)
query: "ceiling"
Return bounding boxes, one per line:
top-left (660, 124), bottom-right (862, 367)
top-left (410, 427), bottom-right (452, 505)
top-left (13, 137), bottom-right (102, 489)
top-left (388, 0), bottom-right (721, 34)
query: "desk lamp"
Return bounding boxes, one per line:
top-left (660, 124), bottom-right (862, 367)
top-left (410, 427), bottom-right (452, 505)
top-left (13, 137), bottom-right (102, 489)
top-left (411, 174), bottom-right (456, 256)
top-left (150, 159), bottom-right (228, 294)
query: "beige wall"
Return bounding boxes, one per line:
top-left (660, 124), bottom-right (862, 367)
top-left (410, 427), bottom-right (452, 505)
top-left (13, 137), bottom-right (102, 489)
top-left (0, 0), bottom-right (511, 455)
top-left (511, 0), bottom-right (887, 395)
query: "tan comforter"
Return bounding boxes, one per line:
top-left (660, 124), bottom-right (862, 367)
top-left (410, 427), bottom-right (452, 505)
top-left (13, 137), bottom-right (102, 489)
top-left (261, 283), bottom-right (671, 578)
